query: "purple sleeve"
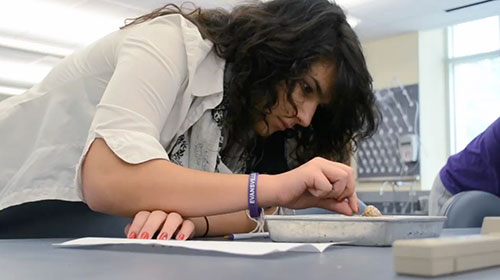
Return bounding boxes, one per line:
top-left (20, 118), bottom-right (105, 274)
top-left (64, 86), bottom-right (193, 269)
top-left (440, 117), bottom-right (500, 196)
top-left (486, 117), bottom-right (500, 167)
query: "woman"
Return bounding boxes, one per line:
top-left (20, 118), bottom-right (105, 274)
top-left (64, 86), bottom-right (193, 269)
top-left (0, 0), bottom-right (379, 239)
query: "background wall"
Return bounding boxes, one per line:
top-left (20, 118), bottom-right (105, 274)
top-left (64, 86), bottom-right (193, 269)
top-left (356, 29), bottom-right (448, 191)
top-left (418, 28), bottom-right (448, 190)
top-left (364, 33), bottom-right (419, 89)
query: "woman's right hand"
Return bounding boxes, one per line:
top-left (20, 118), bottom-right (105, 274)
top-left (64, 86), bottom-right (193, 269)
top-left (125, 211), bottom-right (195, 240)
top-left (272, 157), bottom-right (359, 215)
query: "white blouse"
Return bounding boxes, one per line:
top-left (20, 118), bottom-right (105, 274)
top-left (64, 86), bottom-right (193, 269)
top-left (0, 14), bottom-right (228, 211)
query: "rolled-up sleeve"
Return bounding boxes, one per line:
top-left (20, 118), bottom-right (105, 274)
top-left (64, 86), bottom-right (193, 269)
top-left (75, 19), bottom-right (189, 193)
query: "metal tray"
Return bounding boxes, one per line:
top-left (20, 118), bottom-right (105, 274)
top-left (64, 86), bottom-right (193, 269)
top-left (265, 215), bottom-right (447, 246)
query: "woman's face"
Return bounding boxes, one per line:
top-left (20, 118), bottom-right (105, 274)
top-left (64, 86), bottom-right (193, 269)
top-left (254, 61), bottom-right (336, 137)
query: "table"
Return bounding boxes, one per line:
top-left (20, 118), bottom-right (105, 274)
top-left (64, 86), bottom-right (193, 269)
top-left (1, 228), bottom-right (499, 280)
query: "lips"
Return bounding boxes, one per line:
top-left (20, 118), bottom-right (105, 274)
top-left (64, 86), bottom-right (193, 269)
top-left (278, 117), bottom-right (292, 130)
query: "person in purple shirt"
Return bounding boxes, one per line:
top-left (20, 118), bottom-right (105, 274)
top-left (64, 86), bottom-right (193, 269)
top-left (429, 117), bottom-right (500, 216)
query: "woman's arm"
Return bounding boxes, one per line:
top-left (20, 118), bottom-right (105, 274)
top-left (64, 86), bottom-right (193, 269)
top-left (82, 138), bottom-right (279, 217)
top-left (83, 138), bottom-right (358, 218)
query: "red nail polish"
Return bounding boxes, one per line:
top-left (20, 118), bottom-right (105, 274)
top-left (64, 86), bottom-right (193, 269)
top-left (357, 205), bottom-right (360, 213)
top-left (158, 232), bottom-right (168, 240)
top-left (128, 232), bottom-right (137, 239)
top-left (140, 232), bottom-right (149, 239)
top-left (178, 234), bottom-right (185, 240)
top-left (337, 197), bottom-right (346, 202)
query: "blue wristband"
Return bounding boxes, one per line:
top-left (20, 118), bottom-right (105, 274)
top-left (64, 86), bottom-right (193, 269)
top-left (248, 172), bottom-right (261, 218)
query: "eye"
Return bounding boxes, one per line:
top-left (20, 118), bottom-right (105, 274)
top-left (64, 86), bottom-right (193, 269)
top-left (300, 80), bottom-right (314, 95)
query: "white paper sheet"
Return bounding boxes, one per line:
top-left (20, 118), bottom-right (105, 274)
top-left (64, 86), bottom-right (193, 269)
top-left (54, 237), bottom-right (338, 256)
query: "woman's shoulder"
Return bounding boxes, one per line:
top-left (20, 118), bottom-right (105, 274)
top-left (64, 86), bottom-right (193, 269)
top-left (130, 13), bottom-right (205, 43)
top-left (118, 13), bottom-right (214, 65)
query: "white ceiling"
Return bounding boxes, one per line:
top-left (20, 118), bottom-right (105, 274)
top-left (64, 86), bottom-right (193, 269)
top-left (63, 0), bottom-right (500, 43)
top-left (0, 0), bottom-right (499, 94)
top-left (341, 0), bottom-right (500, 42)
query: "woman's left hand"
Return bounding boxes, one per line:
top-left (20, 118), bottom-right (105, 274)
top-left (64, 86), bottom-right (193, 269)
top-left (124, 210), bottom-right (195, 240)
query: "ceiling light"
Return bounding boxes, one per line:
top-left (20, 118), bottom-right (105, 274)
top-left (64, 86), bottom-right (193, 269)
top-left (0, 60), bottom-right (54, 87)
top-left (0, 85), bottom-right (27, 96)
top-left (0, 36), bottom-right (73, 58)
top-left (0, 0), bottom-right (131, 47)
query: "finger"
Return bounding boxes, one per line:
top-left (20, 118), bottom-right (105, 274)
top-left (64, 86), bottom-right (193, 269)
top-left (336, 182), bottom-right (354, 204)
top-left (347, 191), bottom-right (360, 214)
top-left (124, 223), bottom-right (131, 237)
top-left (322, 167), bottom-right (348, 199)
top-left (336, 171), bottom-right (356, 204)
top-left (321, 160), bottom-right (355, 201)
top-left (308, 171), bottom-right (345, 199)
top-left (318, 198), bottom-right (354, 216)
top-left (316, 159), bottom-right (351, 189)
top-left (175, 220), bottom-right (195, 240)
top-left (138, 210), bottom-right (168, 239)
top-left (330, 176), bottom-right (348, 199)
top-left (158, 212), bottom-right (184, 240)
top-left (335, 179), bottom-right (357, 213)
top-left (332, 162), bottom-right (355, 194)
top-left (127, 211), bottom-right (151, 239)
top-left (339, 163), bottom-right (356, 198)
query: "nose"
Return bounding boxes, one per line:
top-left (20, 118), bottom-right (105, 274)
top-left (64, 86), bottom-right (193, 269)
top-left (295, 99), bottom-right (318, 127)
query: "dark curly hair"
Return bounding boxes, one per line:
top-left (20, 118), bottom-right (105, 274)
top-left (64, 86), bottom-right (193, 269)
top-left (122, 0), bottom-right (380, 166)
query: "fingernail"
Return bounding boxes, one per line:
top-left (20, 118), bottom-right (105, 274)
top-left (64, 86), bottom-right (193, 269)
top-left (357, 205), bottom-right (360, 213)
top-left (177, 233), bottom-right (185, 240)
top-left (158, 232), bottom-right (168, 240)
top-left (140, 232), bottom-right (149, 239)
top-left (337, 197), bottom-right (346, 202)
top-left (128, 232), bottom-right (137, 239)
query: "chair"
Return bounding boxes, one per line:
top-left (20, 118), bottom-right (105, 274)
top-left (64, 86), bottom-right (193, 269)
top-left (439, 191), bottom-right (500, 228)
